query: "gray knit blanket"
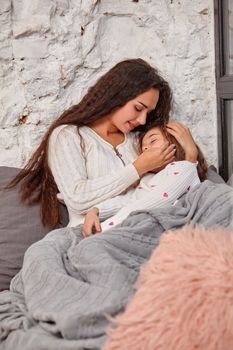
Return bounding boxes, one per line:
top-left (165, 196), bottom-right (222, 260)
top-left (0, 180), bottom-right (232, 350)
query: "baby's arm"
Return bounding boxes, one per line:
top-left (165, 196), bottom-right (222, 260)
top-left (101, 161), bottom-right (200, 231)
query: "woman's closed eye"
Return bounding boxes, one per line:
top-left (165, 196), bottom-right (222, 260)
top-left (135, 106), bottom-right (143, 112)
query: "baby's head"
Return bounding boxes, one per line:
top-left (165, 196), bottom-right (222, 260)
top-left (140, 125), bottom-right (172, 152)
top-left (139, 123), bottom-right (186, 162)
top-left (139, 123), bottom-right (208, 181)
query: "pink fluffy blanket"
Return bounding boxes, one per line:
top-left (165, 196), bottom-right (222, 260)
top-left (103, 226), bottom-right (233, 350)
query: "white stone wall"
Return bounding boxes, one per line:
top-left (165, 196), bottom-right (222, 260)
top-left (0, 0), bottom-right (217, 167)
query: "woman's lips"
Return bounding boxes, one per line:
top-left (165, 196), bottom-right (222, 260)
top-left (127, 121), bottom-right (136, 131)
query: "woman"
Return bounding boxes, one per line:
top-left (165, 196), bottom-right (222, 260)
top-left (8, 58), bottom-right (198, 234)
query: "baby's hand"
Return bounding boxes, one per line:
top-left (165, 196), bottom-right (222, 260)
top-left (82, 207), bottom-right (102, 237)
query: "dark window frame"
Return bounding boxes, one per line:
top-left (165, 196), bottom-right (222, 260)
top-left (214, 0), bottom-right (233, 181)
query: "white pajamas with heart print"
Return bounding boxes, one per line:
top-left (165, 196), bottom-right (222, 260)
top-left (101, 160), bottom-right (200, 231)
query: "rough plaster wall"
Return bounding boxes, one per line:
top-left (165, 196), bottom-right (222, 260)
top-left (0, 0), bottom-right (217, 167)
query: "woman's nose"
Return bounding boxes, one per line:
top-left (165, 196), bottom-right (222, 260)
top-left (136, 113), bottom-right (147, 125)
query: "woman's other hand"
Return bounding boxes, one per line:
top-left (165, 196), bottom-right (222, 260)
top-left (166, 122), bottom-right (198, 163)
top-left (133, 142), bottom-right (176, 176)
top-left (82, 207), bottom-right (102, 237)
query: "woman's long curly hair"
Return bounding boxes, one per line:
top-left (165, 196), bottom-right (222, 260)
top-left (7, 58), bottom-right (173, 228)
top-left (138, 121), bottom-right (208, 182)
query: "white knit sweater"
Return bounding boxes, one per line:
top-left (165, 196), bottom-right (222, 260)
top-left (48, 125), bottom-right (200, 228)
top-left (48, 125), bottom-right (140, 227)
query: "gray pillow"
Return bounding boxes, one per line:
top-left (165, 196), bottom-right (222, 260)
top-left (0, 166), bottom-right (69, 291)
top-left (227, 174), bottom-right (233, 187)
top-left (206, 165), bottom-right (225, 184)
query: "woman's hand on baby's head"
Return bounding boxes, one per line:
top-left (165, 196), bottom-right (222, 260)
top-left (133, 142), bottom-right (176, 177)
top-left (82, 207), bottom-right (102, 237)
top-left (166, 122), bottom-right (198, 163)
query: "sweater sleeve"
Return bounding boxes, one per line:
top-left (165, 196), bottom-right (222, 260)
top-left (48, 126), bottom-right (140, 214)
top-left (101, 161), bottom-right (200, 230)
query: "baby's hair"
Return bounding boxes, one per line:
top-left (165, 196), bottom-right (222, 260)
top-left (138, 122), bottom-right (208, 182)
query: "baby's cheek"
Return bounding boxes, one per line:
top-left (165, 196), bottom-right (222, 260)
top-left (148, 142), bottom-right (165, 149)
top-left (148, 144), bottom-right (158, 150)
